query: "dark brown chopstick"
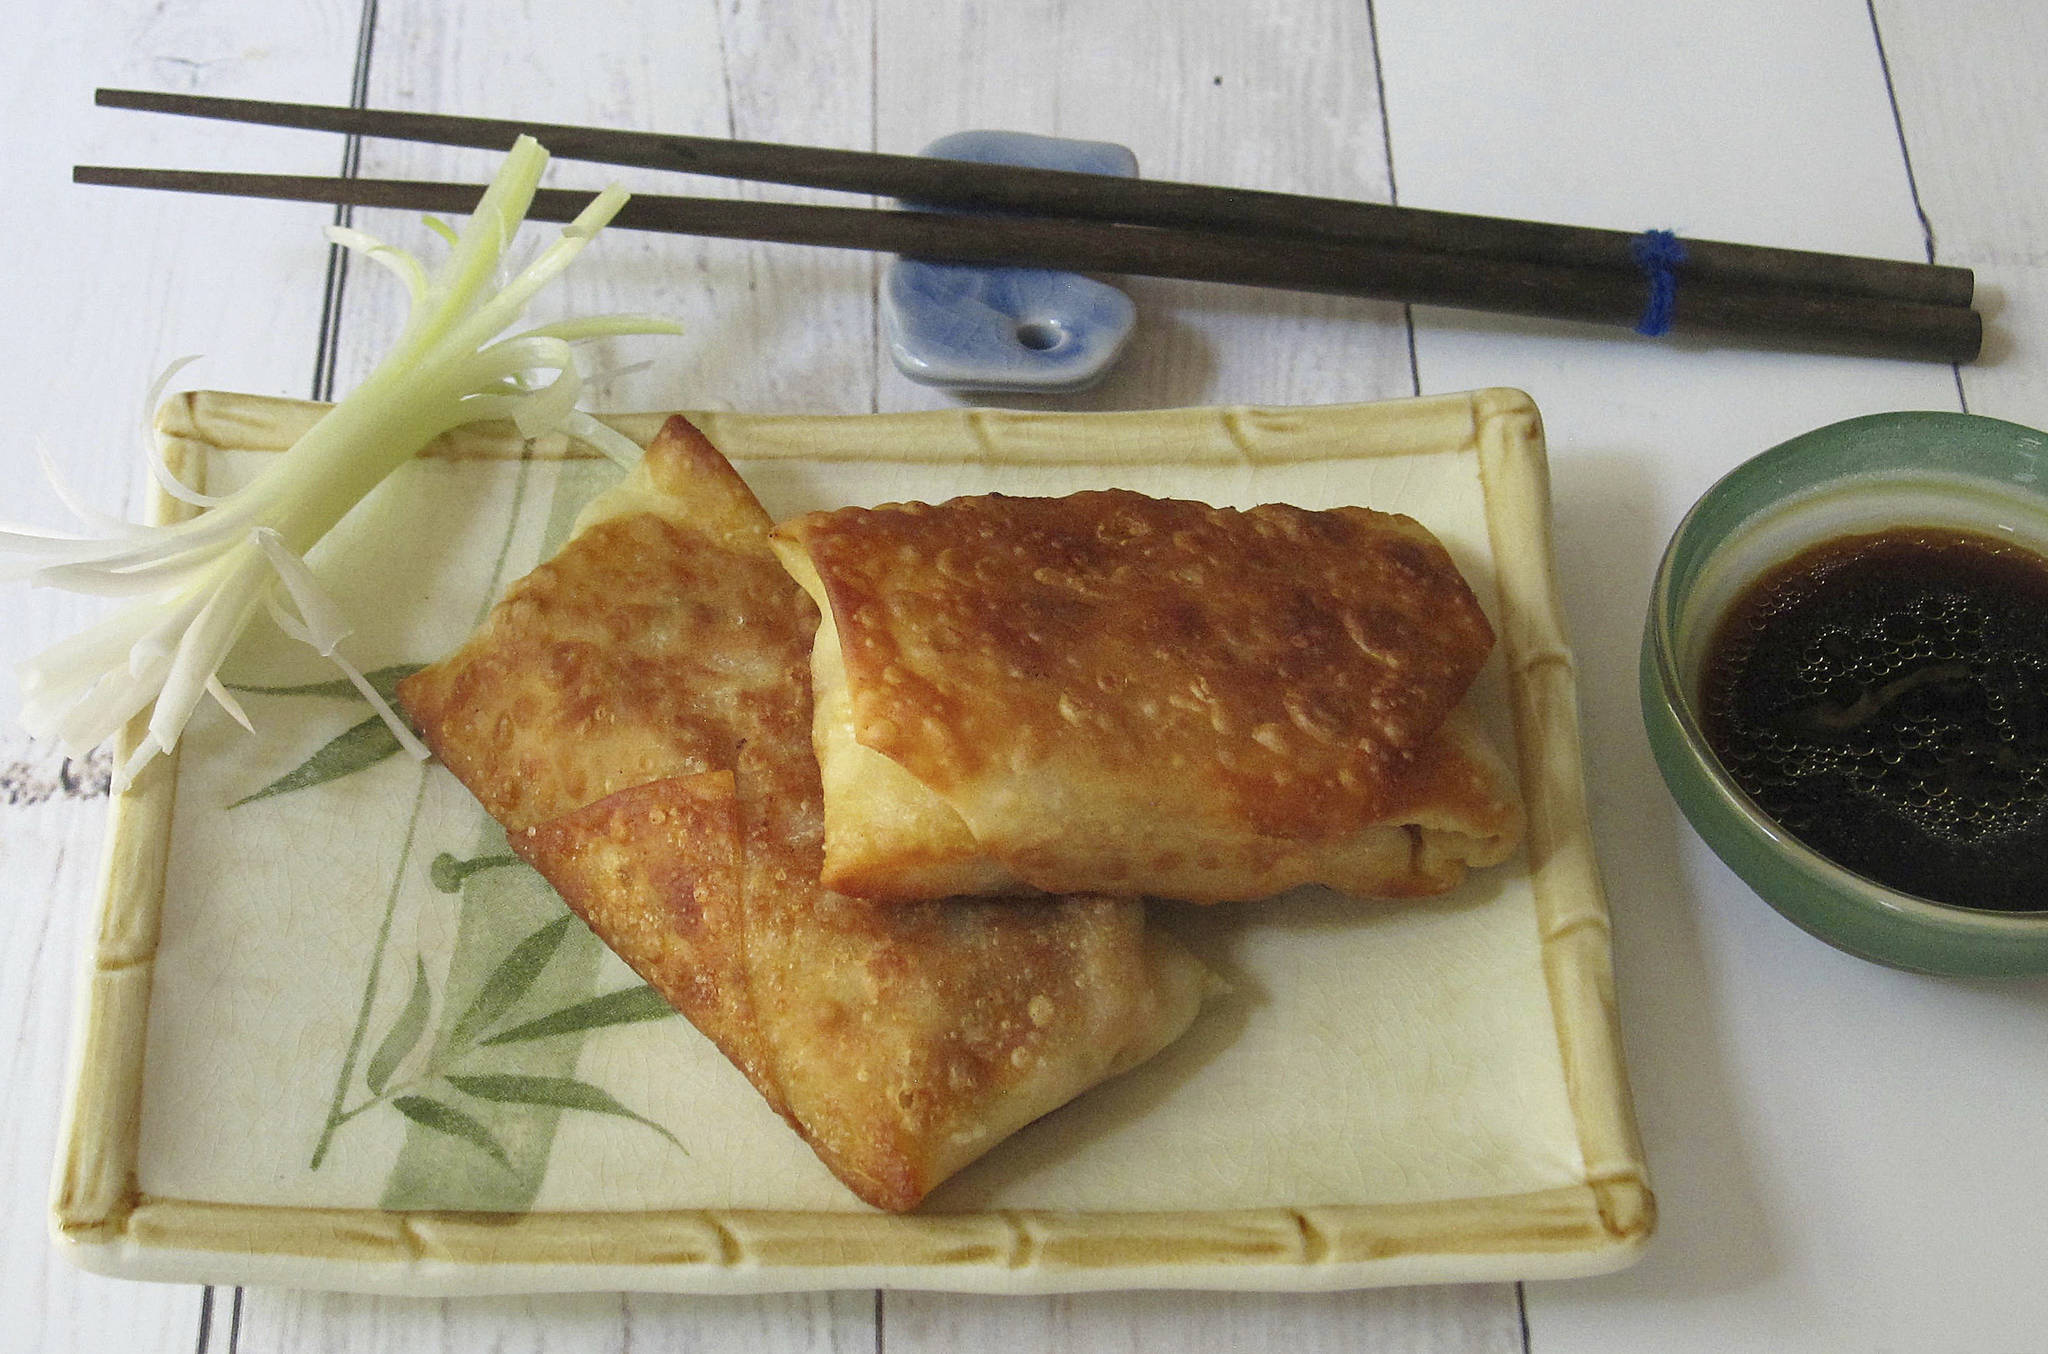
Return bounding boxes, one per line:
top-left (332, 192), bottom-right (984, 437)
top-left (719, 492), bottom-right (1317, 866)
top-left (95, 86), bottom-right (1974, 311)
top-left (73, 165), bottom-right (1983, 363)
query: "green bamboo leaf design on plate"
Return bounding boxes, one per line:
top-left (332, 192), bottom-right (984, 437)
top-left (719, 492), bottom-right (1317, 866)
top-left (228, 714), bottom-right (405, 808)
top-left (446, 914), bottom-right (577, 1050)
top-left (446, 1074), bottom-right (686, 1153)
top-left (226, 663), bottom-right (425, 704)
top-left (430, 851), bottom-right (525, 894)
top-left (365, 957), bottom-right (433, 1095)
top-left (480, 985), bottom-right (676, 1045)
top-left (391, 1094), bottom-right (511, 1168)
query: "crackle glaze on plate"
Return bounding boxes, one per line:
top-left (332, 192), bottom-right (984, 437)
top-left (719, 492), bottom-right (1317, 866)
top-left (53, 388), bottom-right (1651, 1294)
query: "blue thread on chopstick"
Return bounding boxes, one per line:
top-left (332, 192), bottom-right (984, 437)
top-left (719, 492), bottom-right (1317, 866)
top-left (1630, 229), bottom-right (1687, 336)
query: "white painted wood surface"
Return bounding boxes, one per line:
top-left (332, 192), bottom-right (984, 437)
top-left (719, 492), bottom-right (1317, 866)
top-left (3, 1), bottom-right (2043, 1351)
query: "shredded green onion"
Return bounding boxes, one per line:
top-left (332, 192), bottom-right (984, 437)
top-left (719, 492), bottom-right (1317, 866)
top-left (3, 136), bottom-right (679, 789)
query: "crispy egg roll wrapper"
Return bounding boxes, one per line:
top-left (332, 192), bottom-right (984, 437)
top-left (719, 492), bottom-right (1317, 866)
top-left (771, 491), bottom-right (1523, 904)
top-left (400, 417), bottom-right (1213, 1212)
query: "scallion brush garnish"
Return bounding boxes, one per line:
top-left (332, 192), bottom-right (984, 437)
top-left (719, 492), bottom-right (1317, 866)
top-left (4, 135), bottom-right (678, 789)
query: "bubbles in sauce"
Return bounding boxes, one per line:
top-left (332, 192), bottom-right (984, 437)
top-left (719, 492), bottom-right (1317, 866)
top-left (1699, 526), bottom-right (2048, 912)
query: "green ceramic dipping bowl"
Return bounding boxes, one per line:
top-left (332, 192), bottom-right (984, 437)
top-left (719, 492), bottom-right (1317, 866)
top-left (1642, 411), bottom-right (2048, 976)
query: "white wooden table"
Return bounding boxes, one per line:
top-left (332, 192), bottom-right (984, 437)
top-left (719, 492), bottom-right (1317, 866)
top-left (5, 1), bottom-right (2044, 1350)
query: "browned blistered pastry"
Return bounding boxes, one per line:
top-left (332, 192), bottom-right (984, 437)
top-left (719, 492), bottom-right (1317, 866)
top-left (771, 491), bottom-right (1523, 904)
top-left (399, 417), bottom-right (1212, 1211)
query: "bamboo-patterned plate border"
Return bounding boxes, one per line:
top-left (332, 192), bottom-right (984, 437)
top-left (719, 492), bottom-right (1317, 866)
top-left (53, 388), bottom-right (1652, 1294)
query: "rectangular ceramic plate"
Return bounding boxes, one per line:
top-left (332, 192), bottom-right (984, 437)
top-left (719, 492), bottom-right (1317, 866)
top-left (53, 387), bottom-right (1650, 1295)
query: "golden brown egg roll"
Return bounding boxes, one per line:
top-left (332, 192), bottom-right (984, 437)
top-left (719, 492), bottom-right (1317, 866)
top-left (771, 490), bottom-right (1523, 904)
top-left (398, 417), bottom-right (1211, 1211)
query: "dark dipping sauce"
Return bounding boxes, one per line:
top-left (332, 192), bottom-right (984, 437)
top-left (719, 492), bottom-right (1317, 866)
top-left (1699, 526), bottom-right (2048, 912)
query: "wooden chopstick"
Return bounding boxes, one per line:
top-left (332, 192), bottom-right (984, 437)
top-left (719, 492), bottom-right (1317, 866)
top-left (72, 164), bottom-right (1983, 363)
top-left (95, 86), bottom-right (1974, 311)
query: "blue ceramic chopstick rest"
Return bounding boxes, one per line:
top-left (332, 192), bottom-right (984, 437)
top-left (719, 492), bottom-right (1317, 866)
top-left (884, 130), bottom-right (1139, 393)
